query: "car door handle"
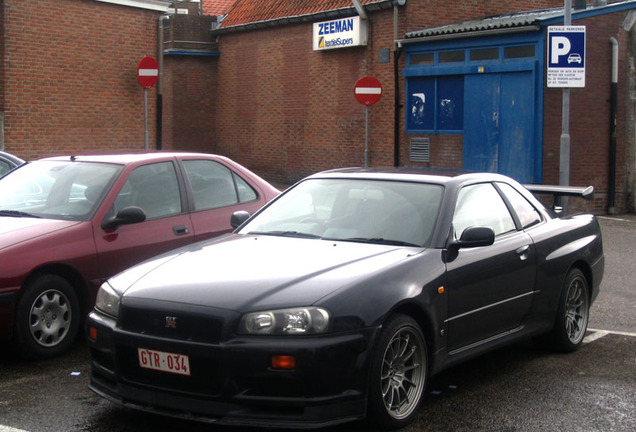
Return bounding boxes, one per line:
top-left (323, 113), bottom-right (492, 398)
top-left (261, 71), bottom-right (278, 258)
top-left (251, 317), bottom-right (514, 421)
top-left (516, 245), bottom-right (531, 260)
top-left (173, 225), bottom-right (189, 236)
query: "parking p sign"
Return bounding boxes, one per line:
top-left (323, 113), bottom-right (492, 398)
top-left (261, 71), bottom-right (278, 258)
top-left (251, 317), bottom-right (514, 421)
top-left (547, 26), bottom-right (586, 88)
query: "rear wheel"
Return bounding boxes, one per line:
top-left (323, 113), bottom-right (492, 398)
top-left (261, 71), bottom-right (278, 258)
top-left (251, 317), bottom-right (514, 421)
top-left (367, 314), bottom-right (428, 430)
top-left (544, 268), bottom-right (590, 353)
top-left (14, 275), bottom-right (80, 359)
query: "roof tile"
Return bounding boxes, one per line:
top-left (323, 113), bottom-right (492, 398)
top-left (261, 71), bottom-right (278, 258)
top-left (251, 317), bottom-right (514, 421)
top-left (221, 0), bottom-right (383, 27)
top-left (202, 0), bottom-right (237, 16)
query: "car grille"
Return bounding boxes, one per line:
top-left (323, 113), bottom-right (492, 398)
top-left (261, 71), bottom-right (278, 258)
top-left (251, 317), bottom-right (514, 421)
top-left (115, 299), bottom-right (240, 397)
top-left (118, 299), bottom-right (236, 344)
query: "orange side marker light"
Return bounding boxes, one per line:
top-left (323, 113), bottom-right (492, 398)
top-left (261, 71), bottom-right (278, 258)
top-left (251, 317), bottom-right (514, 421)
top-left (272, 355), bottom-right (296, 369)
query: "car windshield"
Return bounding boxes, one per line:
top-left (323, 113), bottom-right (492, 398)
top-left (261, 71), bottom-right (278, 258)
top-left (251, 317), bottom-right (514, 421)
top-left (239, 178), bottom-right (443, 247)
top-left (0, 160), bottom-right (122, 221)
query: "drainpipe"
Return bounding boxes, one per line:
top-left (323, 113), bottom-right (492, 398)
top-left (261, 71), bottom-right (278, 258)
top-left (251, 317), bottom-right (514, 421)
top-left (394, 45), bottom-right (402, 167)
top-left (393, 0), bottom-right (406, 167)
top-left (157, 14), bottom-right (170, 150)
top-left (351, 0), bottom-right (368, 20)
top-left (608, 37), bottom-right (618, 214)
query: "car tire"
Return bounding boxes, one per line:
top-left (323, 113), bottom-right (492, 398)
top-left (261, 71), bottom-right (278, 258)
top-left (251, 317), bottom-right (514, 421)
top-left (544, 268), bottom-right (590, 353)
top-left (14, 275), bottom-right (80, 360)
top-left (367, 314), bottom-right (428, 430)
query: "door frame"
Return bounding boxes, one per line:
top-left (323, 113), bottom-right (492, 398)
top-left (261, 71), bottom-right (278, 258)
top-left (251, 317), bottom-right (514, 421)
top-left (404, 32), bottom-right (545, 183)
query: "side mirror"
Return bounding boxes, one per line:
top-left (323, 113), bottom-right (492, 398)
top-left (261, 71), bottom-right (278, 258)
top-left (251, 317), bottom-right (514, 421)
top-left (101, 206), bottom-right (146, 230)
top-left (456, 226), bottom-right (495, 248)
top-left (444, 226), bottom-right (495, 262)
top-left (231, 210), bottom-right (251, 229)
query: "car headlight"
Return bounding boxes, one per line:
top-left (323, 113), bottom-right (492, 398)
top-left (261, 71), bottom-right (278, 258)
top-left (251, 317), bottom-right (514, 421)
top-left (95, 282), bottom-right (121, 318)
top-left (238, 307), bottom-right (330, 335)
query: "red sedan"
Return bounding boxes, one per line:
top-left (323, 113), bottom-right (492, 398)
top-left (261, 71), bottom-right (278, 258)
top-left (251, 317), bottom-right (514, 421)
top-left (0, 152), bottom-right (279, 359)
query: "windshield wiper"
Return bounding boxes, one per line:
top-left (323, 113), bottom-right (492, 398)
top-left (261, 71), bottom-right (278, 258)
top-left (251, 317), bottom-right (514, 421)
top-left (0, 210), bottom-right (41, 218)
top-left (338, 237), bottom-right (420, 247)
top-left (248, 231), bottom-right (322, 239)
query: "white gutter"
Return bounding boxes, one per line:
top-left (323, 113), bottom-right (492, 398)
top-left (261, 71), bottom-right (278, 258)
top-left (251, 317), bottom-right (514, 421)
top-left (92, 0), bottom-right (170, 12)
top-left (610, 36), bottom-right (619, 83)
top-left (352, 0), bottom-right (368, 20)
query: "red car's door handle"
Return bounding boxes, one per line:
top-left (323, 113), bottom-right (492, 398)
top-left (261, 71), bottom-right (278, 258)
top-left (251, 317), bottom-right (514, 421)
top-left (173, 225), bottom-right (190, 236)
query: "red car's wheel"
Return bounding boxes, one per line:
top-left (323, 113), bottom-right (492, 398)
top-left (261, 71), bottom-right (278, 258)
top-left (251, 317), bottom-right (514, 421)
top-left (14, 274), bottom-right (80, 359)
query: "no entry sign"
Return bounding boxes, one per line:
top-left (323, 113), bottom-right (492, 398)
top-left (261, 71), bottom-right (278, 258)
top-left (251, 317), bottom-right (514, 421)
top-left (137, 56), bottom-right (159, 89)
top-left (354, 76), bottom-right (382, 106)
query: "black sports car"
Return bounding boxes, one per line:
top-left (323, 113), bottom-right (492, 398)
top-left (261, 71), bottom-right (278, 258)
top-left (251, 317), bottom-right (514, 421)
top-left (87, 169), bottom-right (604, 430)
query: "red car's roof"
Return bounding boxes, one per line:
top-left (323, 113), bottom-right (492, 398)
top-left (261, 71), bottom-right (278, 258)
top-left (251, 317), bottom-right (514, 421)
top-left (38, 152), bottom-right (228, 165)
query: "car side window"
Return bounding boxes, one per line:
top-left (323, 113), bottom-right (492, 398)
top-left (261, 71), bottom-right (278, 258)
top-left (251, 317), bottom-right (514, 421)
top-left (183, 160), bottom-right (255, 211)
top-left (453, 183), bottom-right (516, 239)
top-left (113, 162), bottom-right (182, 220)
top-left (234, 173), bottom-right (258, 202)
top-left (496, 182), bottom-right (542, 229)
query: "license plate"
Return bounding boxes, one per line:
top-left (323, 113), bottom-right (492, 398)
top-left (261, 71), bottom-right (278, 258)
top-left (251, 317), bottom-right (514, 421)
top-left (138, 348), bottom-right (191, 376)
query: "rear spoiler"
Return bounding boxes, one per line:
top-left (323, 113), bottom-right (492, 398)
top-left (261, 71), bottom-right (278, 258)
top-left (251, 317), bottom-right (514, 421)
top-left (525, 184), bottom-right (594, 199)
top-left (524, 184), bottom-right (594, 213)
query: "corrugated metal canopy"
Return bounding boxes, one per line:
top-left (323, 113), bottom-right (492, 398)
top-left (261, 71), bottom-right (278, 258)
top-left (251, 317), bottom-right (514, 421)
top-left (403, 8), bottom-right (563, 40)
top-left (403, 1), bottom-right (636, 42)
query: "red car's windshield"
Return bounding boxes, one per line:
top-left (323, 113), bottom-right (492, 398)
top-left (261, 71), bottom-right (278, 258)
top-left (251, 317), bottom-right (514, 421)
top-left (0, 161), bottom-right (122, 221)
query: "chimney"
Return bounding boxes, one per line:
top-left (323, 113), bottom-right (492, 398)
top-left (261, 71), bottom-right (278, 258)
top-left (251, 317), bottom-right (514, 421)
top-left (574, 0), bottom-right (587, 10)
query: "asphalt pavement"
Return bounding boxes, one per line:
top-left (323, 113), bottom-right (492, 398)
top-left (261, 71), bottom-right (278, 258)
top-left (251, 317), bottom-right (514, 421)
top-left (0, 214), bottom-right (634, 432)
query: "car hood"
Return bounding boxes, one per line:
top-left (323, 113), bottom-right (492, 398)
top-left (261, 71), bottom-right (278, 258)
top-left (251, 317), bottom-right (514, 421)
top-left (0, 217), bottom-right (81, 251)
top-left (114, 234), bottom-right (422, 312)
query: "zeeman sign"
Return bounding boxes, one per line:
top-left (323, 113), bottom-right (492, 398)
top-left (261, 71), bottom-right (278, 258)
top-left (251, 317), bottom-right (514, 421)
top-left (313, 16), bottom-right (368, 51)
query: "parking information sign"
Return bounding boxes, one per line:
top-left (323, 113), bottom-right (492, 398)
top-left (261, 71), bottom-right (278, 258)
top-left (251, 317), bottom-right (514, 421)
top-left (547, 26), bottom-right (586, 88)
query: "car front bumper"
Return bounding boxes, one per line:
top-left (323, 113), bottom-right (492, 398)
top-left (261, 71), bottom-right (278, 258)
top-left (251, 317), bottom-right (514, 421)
top-left (87, 310), bottom-right (379, 429)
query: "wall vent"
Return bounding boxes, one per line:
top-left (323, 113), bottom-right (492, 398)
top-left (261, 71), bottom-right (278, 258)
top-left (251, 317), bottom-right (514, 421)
top-left (410, 137), bottom-right (430, 162)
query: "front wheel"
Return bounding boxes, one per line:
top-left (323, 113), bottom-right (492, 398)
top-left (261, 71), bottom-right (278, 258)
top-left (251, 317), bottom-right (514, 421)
top-left (14, 275), bottom-right (80, 360)
top-left (367, 314), bottom-right (428, 430)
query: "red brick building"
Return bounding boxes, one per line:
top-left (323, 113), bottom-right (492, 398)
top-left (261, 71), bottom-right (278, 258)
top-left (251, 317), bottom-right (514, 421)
top-left (0, 0), bottom-right (167, 157)
top-left (1, 0), bottom-right (635, 214)
top-left (208, 0), bottom-right (636, 214)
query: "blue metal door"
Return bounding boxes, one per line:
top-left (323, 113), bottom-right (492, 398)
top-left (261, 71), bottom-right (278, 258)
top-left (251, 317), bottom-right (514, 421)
top-left (463, 72), bottom-right (535, 183)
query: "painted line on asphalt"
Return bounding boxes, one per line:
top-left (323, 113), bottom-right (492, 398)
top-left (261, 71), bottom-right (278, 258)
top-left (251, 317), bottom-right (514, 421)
top-left (585, 328), bottom-right (636, 343)
top-left (0, 426), bottom-right (30, 432)
top-left (598, 216), bottom-right (636, 223)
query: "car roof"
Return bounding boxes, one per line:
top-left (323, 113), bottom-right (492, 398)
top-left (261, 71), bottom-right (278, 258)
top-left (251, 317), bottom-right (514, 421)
top-left (35, 152), bottom-right (227, 166)
top-left (306, 167), bottom-right (515, 187)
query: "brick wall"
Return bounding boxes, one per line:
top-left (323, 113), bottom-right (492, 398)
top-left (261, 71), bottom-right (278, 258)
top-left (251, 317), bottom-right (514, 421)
top-left (214, 23), bottom-right (385, 182)
top-left (2, 0), bottom-right (631, 213)
top-left (213, 0), bottom-right (566, 185)
top-left (160, 54), bottom-right (217, 152)
top-left (2, 0), bottom-right (161, 160)
top-left (213, 0), bottom-right (632, 213)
